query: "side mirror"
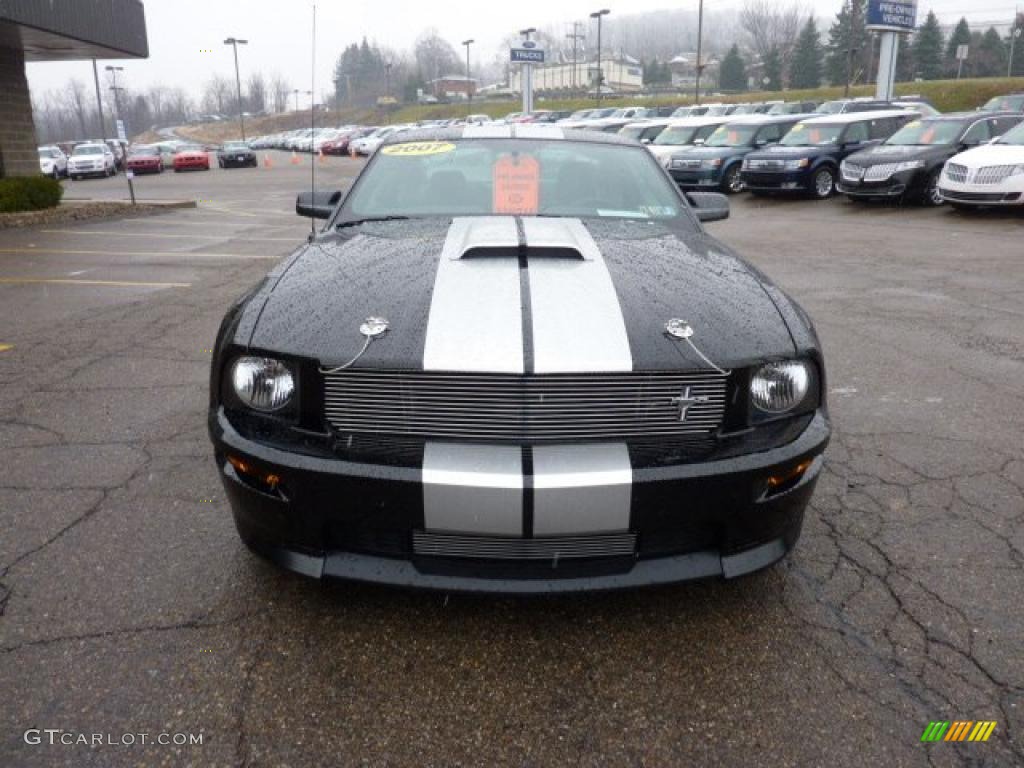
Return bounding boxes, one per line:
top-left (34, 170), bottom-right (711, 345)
top-left (693, 138), bottom-right (705, 145)
top-left (296, 189), bottom-right (341, 219)
top-left (642, 138), bottom-right (652, 144)
top-left (686, 191), bottom-right (730, 222)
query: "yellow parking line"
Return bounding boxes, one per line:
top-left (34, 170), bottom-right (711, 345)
top-left (0, 344), bottom-right (12, 352)
top-left (0, 247), bottom-right (277, 260)
top-left (0, 278), bottom-right (190, 288)
top-left (37, 229), bottom-right (297, 242)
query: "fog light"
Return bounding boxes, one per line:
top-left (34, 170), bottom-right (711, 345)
top-left (766, 458), bottom-right (813, 493)
top-left (227, 454), bottom-right (282, 491)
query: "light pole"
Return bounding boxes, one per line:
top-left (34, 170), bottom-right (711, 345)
top-left (105, 65), bottom-right (124, 121)
top-left (590, 9), bottom-right (610, 103)
top-left (567, 22), bottom-right (585, 92)
top-left (520, 27), bottom-right (537, 113)
top-left (462, 39), bottom-right (474, 115)
top-left (91, 60), bottom-right (107, 140)
top-left (694, 0), bottom-right (704, 105)
top-left (384, 61), bottom-right (392, 123)
top-left (224, 37), bottom-right (248, 140)
top-left (104, 65), bottom-right (134, 204)
top-left (1010, 20), bottom-right (1022, 78)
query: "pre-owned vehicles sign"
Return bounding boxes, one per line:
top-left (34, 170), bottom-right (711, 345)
top-left (866, 0), bottom-right (917, 32)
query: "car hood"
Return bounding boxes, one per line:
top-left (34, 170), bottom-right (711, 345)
top-left (846, 143), bottom-right (952, 165)
top-left (745, 145), bottom-right (836, 161)
top-left (243, 217), bottom-right (797, 373)
top-left (676, 146), bottom-right (750, 161)
top-left (943, 143), bottom-right (1024, 168)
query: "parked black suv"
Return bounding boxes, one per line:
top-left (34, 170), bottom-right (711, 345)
top-left (838, 112), bottom-right (1023, 205)
top-left (667, 115), bottom-right (807, 193)
top-left (741, 110), bottom-right (917, 199)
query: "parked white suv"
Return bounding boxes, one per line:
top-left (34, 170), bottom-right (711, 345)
top-left (38, 146), bottom-right (68, 178)
top-left (68, 143), bottom-right (116, 179)
top-left (939, 120), bottom-right (1024, 209)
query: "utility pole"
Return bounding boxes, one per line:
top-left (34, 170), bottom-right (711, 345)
top-left (519, 27), bottom-right (537, 114)
top-left (224, 37), bottom-right (248, 140)
top-left (91, 60), bottom-right (107, 139)
top-left (590, 9), bottom-right (610, 102)
top-left (1010, 10), bottom-right (1022, 77)
top-left (843, 0), bottom-right (859, 97)
top-left (104, 65), bottom-right (134, 204)
top-left (567, 22), bottom-right (585, 92)
top-left (694, 0), bottom-right (704, 105)
top-left (462, 39), bottom-right (474, 115)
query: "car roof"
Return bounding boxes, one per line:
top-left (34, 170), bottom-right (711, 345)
top-left (663, 115), bottom-right (730, 127)
top-left (380, 123), bottom-right (638, 147)
top-left (796, 109), bottom-right (915, 124)
top-left (720, 114), bottom-right (812, 125)
top-left (923, 110), bottom-right (1016, 120)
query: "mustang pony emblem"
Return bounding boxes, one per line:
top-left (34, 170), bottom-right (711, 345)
top-left (670, 386), bottom-right (710, 422)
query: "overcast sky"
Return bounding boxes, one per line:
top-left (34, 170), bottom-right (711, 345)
top-left (25, 0), bottom-right (1022, 101)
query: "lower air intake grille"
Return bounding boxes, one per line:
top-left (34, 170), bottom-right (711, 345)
top-left (413, 531), bottom-right (637, 560)
top-left (322, 370), bottom-right (729, 442)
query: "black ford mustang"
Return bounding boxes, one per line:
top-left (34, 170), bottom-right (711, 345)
top-left (208, 126), bottom-right (830, 593)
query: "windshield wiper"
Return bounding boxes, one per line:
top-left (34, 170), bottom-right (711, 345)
top-left (335, 215), bottom-right (411, 230)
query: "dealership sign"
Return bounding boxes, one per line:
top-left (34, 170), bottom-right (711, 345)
top-left (866, 0), bottom-right (917, 32)
top-left (511, 48), bottom-right (545, 63)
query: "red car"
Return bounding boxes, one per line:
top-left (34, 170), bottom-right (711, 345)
top-left (173, 145), bottom-right (210, 172)
top-left (321, 128), bottom-right (376, 156)
top-left (125, 145), bottom-right (164, 174)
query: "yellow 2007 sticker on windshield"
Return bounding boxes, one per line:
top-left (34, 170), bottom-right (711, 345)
top-left (381, 142), bottom-right (456, 157)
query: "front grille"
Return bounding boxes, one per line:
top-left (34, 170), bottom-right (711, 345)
top-left (413, 531), bottom-right (637, 560)
top-left (939, 188), bottom-right (1016, 202)
top-left (863, 163), bottom-right (899, 182)
top-left (745, 159), bottom-right (783, 171)
top-left (674, 159), bottom-right (703, 169)
top-left (841, 163), bottom-right (863, 182)
top-left (974, 165), bottom-right (1019, 185)
top-left (323, 370), bottom-right (729, 442)
top-left (945, 163), bottom-right (968, 183)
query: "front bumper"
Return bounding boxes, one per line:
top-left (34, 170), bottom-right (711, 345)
top-left (127, 162), bottom-right (161, 173)
top-left (740, 169), bottom-right (813, 192)
top-left (174, 159), bottom-right (209, 170)
top-left (937, 184), bottom-right (1024, 206)
top-left (221, 154), bottom-right (256, 167)
top-left (210, 408), bottom-right (830, 593)
top-left (668, 167), bottom-right (721, 188)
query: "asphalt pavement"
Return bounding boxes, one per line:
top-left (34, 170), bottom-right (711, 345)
top-left (1, 152), bottom-right (1022, 767)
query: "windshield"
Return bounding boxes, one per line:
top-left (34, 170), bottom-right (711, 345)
top-left (703, 105), bottom-right (729, 116)
top-left (132, 147), bottom-right (159, 156)
top-left (885, 119), bottom-right (964, 146)
top-left (223, 142), bottom-right (250, 150)
top-left (995, 120), bottom-right (1024, 144)
top-left (38, 148), bottom-right (60, 158)
top-left (73, 145), bottom-right (103, 155)
top-left (704, 124), bottom-right (758, 147)
top-left (982, 95), bottom-right (1024, 112)
top-left (815, 101), bottom-right (846, 114)
top-left (342, 139), bottom-right (686, 225)
top-left (730, 105), bottom-right (757, 115)
top-left (781, 122), bottom-right (844, 146)
top-left (618, 125), bottom-right (646, 140)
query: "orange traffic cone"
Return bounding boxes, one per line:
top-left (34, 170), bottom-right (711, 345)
top-left (290, 151), bottom-right (300, 165)
top-left (262, 154), bottom-right (272, 168)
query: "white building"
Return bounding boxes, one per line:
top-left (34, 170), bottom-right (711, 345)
top-left (509, 56), bottom-right (644, 95)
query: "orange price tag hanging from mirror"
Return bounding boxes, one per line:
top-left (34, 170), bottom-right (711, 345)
top-left (493, 154), bottom-right (540, 215)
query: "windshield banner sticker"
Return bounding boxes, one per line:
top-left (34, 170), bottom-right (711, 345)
top-left (381, 142), bottom-right (456, 157)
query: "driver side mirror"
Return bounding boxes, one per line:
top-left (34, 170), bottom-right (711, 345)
top-left (296, 189), bottom-right (342, 219)
top-left (686, 191), bottom-right (730, 222)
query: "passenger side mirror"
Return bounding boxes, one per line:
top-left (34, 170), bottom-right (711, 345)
top-left (296, 189), bottom-right (342, 219)
top-left (686, 191), bottom-right (730, 222)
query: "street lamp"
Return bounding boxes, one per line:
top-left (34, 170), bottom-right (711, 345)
top-left (590, 9), bottom-right (610, 102)
top-left (519, 28), bottom-right (537, 113)
top-left (223, 37), bottom-right (248, 141)
top-left (104, 65), bottom-right (125, 125)
top-left (694, 0), bottom-right (705, 105)
top-left (462, 39), bottom-right (474, 115)
top-left (292, 88), bottom-right (311, 112)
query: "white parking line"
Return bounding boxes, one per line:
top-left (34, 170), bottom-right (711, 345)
top-left (0, 247), bottom-right (279, 261)
top-left (38, 229), bottom-right (297, 242)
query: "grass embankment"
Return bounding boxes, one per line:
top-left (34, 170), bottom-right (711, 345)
top-left (158, 76), bottom-right (1024, 145)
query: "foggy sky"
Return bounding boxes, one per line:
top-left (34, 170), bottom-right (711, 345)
top-left (25, 0), bottom-right (1021, 102)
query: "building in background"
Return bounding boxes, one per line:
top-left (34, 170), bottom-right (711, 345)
top-left (427, 75), bottom-right (478, 101)
top-left (669, 53), bottom-right (720, 90)
top-left (0, 0), bottom-right (148, 178)
top-left (509, 56), bottom-right (644, 95)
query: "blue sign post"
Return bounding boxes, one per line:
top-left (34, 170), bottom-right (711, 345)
top-left (866, 0), bottom-right (917, 101)
top-left (511, 43), bottom-right (545, 113)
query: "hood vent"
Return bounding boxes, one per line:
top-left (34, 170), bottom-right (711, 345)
top-left (444, 216), bottom-right (596, 261)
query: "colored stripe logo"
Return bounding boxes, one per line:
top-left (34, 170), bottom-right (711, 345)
top-left (921, 721), bottom-right (996, 742)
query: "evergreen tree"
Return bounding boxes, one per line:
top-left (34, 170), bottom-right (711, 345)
top-left (945, 17), bottom-right (971, 76)
top-left (913, 11), bottom-right (945, 80)
top-left (825, 0), bottom-right (869, 87)
top-left (719, 44), bottom-right (748, 91)
top-left (975, 28), bottom-right (1006, 77)
top-left (790, 17), bottom-right (823, 88)
top-left (1007, 14), bottom-right (1024, 76)
top-left (763, 47), bottom-right (783, 91)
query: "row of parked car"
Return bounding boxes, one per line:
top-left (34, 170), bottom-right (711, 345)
top-left (38, 138), bottom-right (261, 180)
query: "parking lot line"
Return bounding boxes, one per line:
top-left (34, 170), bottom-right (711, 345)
top-left (36, 229), bottom-right (298, 242)
top-left (0, 277), bottom-right (191, 288)
top-left (0, 247), bottom-right (278, 260)
top-left (0, 343), bottom-right (12, 352)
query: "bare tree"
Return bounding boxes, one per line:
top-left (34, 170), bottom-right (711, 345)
top-left (247, 72), bottom-right (267, 114)
top-left (201, 74), bottom-right (231, 115)
top-left (740, 0), bottom-right (806, 72)
top-left (270, 73), bottom-right (290, 113)
top-left (147, 85), bottom-right (168, 125)
top-left (64, 78), bottom-right (91, 138)
top-left (414, 29), bottom-right (461, 82)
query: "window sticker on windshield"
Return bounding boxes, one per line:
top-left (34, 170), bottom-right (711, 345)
top-left (380, 141), bottom-right (456, 157)
top-left (905, 120), bottom-right (921, 128)
top-left (920, 127), bottom-right (935, 143)
top-left (493, 154), bottom-right (540, 214)
top-left (792, 124), bottom-right (805, 131)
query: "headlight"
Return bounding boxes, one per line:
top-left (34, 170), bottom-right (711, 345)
top-left (231, 356), bottom-right (295, 412)
top-left (892, 160), bottom-right (925, 173)
top-left (751, 360), bottom-right (810, 413)
top-left (784, 158), bottom-right (810, 170)
top-left (704, 157), bottom-right (723, 168)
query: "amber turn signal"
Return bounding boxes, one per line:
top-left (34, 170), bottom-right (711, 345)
top-left (227, 455), bottom-right (281, 490)
top-left (766, 458), bottom-right (813, 489)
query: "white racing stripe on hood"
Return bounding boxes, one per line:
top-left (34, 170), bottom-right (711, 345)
top-left (423, 217), bottom-right (523, 373)
top-left (522, 217), bottom-right (632, 373)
